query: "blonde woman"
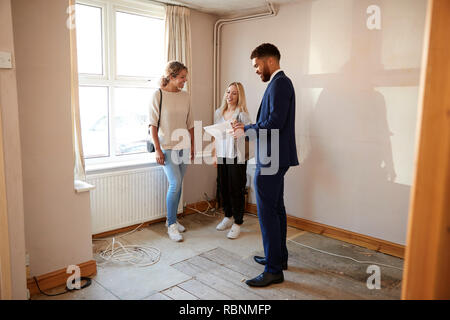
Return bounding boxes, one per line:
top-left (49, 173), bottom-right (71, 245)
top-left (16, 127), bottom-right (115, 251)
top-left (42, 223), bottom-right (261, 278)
top-left (149, 61), bottom-right (194, 242)
top-left (213, 82), bottom-right (251, 239)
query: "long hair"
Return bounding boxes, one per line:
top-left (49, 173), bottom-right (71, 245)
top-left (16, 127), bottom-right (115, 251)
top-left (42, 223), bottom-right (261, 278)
top-left (218, 82), bottom-right (249, 117)
top-left (160, 60), bottom-right (188, 87)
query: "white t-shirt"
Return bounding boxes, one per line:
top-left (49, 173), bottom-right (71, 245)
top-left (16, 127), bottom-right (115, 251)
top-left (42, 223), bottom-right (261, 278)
top-left (214, 108), bottom-right (251, 159)
top-left (149, 89), bottom-right (194, 150)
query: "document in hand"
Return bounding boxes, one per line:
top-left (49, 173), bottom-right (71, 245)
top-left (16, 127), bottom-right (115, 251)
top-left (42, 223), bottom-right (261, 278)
top-left (203, 121), bottom-right (233, 140)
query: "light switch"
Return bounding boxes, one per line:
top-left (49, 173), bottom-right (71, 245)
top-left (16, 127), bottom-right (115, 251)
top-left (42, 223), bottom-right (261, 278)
top-left (0, 52), bottom-right (13, 69)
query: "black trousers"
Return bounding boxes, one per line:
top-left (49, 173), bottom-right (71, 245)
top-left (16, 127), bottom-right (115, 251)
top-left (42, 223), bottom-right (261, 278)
top-left (217, 157), bottom-right (247, 225)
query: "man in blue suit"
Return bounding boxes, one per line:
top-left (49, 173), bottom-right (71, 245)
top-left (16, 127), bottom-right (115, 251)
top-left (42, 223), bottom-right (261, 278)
top-left (232, 43), bottom-right (299, 287)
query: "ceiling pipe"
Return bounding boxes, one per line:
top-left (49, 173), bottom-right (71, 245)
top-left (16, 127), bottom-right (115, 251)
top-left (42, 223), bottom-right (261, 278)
top-left (213, 2), bottom-right (277, 117)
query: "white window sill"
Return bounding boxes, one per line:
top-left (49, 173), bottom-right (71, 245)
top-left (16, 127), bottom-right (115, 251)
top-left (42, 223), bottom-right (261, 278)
top-left (74, 180), bottom-right (96, 193)
top-left (85, 152), bottom-right (212, 175)
top-left (86, 158), bottom-right (159, 175)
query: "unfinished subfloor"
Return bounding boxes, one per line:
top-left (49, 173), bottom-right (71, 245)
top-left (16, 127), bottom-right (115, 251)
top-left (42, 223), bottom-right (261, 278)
top-left (32, 211), bottom-right (404, 300)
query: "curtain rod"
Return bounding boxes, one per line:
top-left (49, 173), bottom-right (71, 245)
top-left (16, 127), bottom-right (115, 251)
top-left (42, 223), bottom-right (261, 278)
top-left (145, 0), bottom-right (193, 10)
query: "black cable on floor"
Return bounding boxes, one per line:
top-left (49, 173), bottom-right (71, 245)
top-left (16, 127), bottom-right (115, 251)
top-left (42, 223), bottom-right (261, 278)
top-left (33, 276), bottom-right (92, 297)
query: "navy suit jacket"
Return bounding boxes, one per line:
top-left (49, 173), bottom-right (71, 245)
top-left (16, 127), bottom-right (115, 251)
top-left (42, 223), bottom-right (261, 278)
top-left (244, 71), bottom-right (299, 168)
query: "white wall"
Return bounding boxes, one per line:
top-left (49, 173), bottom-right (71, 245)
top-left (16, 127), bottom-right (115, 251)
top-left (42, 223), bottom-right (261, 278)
top-left (220, 0), bottom-right (427, 244)
top-left (12, 0), bottom-right (93, 276)
top-left (0, 0), bottom-right (27, 299)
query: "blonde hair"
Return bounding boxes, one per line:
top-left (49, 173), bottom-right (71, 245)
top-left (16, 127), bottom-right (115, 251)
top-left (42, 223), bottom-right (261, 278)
top-left (160, 61), bottom-right (188, 87)
top-left (218, 82), bottom-right (249, 116)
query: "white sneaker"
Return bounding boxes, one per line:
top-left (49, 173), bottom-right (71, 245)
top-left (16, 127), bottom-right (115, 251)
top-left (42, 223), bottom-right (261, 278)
top-left (216, 217), bottom-right (233, 231)
top-left (227, 224), bottom-right (241, 239)
top-left (168, 223), bottom-right (183, 242)
top-left (165, 220), bottom-right (186, 233)
top-left (176, 222), bottom-right (186, 233)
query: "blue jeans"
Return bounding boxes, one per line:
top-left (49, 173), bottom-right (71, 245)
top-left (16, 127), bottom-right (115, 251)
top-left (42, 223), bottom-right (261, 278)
top-left (162, 149), bottom-right (188, 226)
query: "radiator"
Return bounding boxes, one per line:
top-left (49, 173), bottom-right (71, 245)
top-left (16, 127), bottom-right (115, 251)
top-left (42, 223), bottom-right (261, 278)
top-left (86, 166), bottom-right (183, 235)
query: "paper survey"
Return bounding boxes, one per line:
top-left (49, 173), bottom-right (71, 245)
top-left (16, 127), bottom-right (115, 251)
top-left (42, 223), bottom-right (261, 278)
top-left (203, 121), bottom-right (233, 139)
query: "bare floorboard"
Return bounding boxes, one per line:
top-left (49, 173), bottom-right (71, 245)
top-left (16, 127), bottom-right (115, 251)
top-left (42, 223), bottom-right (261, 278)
top-left (201, 248), bottom-right (310, 300)
top-left (286, 234), bottom-right (402, 299)
top-left (172, 259), bottom-right (266, 300)
top-left (171, 246), bottom-right (401, 300)
top-left (177, 279), bottom-right (232, 300)
top-left (189, 255), bottom-right (291, 300)
top-left (143, 292), bottom-right (173, 300)
top-left (161, 285), bottom-right (199, 300)
top-left (204, 247), bottom-right (363, 300)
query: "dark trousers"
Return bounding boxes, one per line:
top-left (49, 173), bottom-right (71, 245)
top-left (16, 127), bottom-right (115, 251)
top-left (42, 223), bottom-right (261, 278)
top-left (217, 157), bottom-right (247, 225)
top-left (254, 165), bottom-right (289, 274)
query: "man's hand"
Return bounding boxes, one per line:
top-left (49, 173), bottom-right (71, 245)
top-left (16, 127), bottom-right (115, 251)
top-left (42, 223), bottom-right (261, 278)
top-left (231, 121), bottom-right (245, 139)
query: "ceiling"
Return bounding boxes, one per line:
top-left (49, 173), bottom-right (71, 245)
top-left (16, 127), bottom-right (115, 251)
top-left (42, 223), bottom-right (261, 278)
top-left (149, 0), bottom-right (303, 17)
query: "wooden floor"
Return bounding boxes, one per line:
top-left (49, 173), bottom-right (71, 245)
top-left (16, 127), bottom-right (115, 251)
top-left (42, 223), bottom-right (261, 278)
top-left (152, 236), bottom-right (402, 300)
top-left (32, 213), bottom-right (403, 300)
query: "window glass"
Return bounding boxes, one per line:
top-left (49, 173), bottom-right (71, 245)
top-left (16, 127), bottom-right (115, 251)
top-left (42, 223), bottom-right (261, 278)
top-left (116, 11), bottom-right (164, 77)
top-left (76, 4), bottom-right (103, 75)
top-left (114, 87), bottom-right (151, 155)
top-left (79, 86), bottom-right (109, 158)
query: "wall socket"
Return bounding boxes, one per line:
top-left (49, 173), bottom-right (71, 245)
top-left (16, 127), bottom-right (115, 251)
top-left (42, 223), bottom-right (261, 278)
top-left (0, 52), bottom-right (13, 69)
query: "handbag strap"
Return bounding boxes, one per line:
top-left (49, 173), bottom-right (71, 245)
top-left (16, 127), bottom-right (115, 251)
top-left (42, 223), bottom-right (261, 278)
top-left (157, 88), bottom-right (162, 131)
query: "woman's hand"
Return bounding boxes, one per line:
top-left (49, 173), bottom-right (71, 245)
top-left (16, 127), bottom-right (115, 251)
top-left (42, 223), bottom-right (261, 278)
top-left (211, 145), bottom-right (217, 168)
top-left (189, 128), bottom-right (195, 162)
top-left (156, 149), bottom-right (165, 165)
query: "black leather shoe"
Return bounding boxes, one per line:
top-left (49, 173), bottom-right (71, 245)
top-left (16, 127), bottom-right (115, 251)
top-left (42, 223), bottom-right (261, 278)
top-left (245, 272), bottom-right (284, 287)
top-left (253, 256), bottom-right (288, 270)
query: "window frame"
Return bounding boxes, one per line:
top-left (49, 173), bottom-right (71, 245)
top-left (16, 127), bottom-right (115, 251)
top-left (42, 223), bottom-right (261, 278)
top-left (76, 0), bottom-right (165, 167)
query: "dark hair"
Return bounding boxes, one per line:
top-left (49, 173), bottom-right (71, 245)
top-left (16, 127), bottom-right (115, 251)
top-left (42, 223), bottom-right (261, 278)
top-left (250, 43), bottom-right (281, 61)
top-left (160, 61), bottom-right (188, 87)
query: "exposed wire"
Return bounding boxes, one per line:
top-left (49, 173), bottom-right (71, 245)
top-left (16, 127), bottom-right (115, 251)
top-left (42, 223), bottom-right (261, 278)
top-left (288, 239), bottom-right (403, 271)
top-left (241, 208), bottom-right (402, 270)
top-left (33, 276), bottom-right (92, 297)
top-left (93, 223), bottom-right (161, 267)
top-left (185, 192), bottom-right (218, 217)
top-left (94, 192), bottom-right (217, 266)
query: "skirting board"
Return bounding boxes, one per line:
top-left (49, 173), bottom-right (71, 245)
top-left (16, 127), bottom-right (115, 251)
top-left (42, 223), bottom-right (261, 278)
top-left (245, 203), bottom-right (405, 259)
top-left (27, 260), bottom-right (97, 297)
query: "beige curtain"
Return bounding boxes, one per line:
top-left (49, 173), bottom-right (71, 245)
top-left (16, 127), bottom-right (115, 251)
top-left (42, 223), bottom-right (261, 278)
top-left (69, 0), bottom-right (86, 182)
top-left (164, 5), bottom-right (192, 93)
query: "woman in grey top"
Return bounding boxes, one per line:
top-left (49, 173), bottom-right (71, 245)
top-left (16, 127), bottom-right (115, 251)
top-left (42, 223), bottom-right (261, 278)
top-left (213, 82), bottom-right (251, 239)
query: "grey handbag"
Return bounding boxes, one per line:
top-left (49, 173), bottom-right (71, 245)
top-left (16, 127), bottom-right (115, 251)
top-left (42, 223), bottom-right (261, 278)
top-left (147, 89), bottom-right (162, 153)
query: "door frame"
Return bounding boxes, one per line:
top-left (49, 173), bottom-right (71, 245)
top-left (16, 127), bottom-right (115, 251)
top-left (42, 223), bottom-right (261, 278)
top-left (402, 0), bottom-right (450, 299)
top-left (0, 99), bottom-right (12, 300)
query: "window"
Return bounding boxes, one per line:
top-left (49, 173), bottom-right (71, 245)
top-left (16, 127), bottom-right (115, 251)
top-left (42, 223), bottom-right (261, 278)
top-left (76, 0), bottom-right (165, 165)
